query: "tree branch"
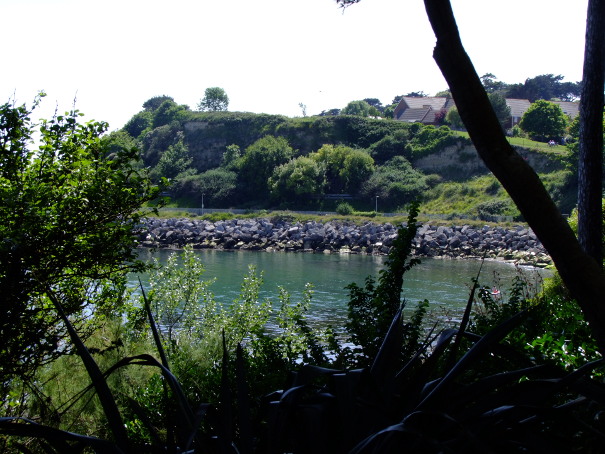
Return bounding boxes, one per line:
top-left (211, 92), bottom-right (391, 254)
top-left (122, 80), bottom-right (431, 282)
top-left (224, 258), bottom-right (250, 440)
top-left (424, 0), bottom-right (605, 350)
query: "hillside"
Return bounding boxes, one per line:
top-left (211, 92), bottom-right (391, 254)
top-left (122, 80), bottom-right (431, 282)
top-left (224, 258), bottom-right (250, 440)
top-left (112, 97), bottom-right (576, 219)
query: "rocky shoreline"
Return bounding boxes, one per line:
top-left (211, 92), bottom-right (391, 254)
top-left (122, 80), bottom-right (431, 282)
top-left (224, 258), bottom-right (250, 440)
top-left (138, 217), bottom-right (552, 267)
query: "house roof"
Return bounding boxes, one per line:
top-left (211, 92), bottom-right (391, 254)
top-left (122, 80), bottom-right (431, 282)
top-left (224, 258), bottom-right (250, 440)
top-left (393, 96), bottom-right (451, 123)
top-left (402, 96), bottom-right (449, 110)
top-left (553, 101), bottom-right (580, 118)
top-left (392, 95), bottom-right (579, 125)
top-left (505, 98), bottom-right (531, 119)
top-left (396, 107), bottom-right (432, 123)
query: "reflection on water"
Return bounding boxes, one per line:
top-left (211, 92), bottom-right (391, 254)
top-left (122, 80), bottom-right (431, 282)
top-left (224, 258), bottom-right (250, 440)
top-left (134, 248), bottom-right (551, 326)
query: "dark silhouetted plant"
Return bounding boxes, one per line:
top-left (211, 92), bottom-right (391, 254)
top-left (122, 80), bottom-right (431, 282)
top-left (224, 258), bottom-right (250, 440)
top-left (344, 202), bottom-right (426, 366)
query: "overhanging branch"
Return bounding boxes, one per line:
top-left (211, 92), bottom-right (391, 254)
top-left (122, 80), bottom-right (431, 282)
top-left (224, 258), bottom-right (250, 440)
top-left (424, 0), bottom-right (605, 351)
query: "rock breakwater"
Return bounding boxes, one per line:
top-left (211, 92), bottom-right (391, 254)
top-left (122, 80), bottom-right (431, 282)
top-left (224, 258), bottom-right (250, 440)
top-left (138, 217), bottom-right (551, 266)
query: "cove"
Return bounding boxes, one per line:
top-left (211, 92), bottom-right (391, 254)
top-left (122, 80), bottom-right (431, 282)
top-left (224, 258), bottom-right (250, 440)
top-left (134, 248), bottom-right (551, 327)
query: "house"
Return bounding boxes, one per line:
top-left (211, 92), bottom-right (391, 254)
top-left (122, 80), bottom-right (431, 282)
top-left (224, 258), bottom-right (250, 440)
top-left (393, 96), bottom-right (579, 128)
top-left (392, 96), bottom-right (455, 124)
top-left (552, 101), bottom-right (580, 119)
top-left (504, 98), bottom-right (531, 128)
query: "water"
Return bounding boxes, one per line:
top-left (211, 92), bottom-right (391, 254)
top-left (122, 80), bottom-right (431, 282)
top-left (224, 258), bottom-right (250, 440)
top-left (134, 248), bottom-right (551, 326)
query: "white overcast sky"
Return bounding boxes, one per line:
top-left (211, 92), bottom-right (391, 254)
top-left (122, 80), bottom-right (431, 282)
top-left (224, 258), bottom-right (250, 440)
top-left (2, 0), bottom-right (588, 131)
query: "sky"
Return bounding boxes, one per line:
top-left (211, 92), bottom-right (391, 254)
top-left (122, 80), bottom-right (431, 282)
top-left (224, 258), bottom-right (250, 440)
top-left (2, 0), bottom-right (589, 131)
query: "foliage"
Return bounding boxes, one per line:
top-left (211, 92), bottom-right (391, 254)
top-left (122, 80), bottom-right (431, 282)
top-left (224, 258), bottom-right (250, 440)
top-left (519, 99), bottom-right (569, 142)
top-left (475, 199), bottom-right (510, 219)
top-left (471, 271), bottom-right (601, 374)
top-left (363, 98), bottom-right (384, 113)
top-left (151, 133), bottom-right (192, 180)
top-left (423, 175), bottom-right (520, 218)
top-left (151, 99), bottom-right (190, 129)
top-left (407, 124), bottom-right (466, 158)
top-left (341, 100), bottom-right (378, 117)
top-left (488, 92), bottom-right (511, 131)
top-left (367, 130), bottom-right (409, 164)
top-left (505, 73), bottom-right (581, 102)
top-left (235, 135), bottom-right (295, 201)
top-left (140, 122), bottom-right (184, 168)
top-left (360, 156), bottom-right (428, 209)
top-left (310, 144), bottom-right (375, 194)
top-left (562, 110), bottom-right (605, 172)
top-left (0, 96), bottom-right (160, 386)
top-left (197, 87), bottom-right (229, 112)
top-left (221, 144), bottom-right (241, 169)
top-left (142, 95), bottom-right (175, 111)
top-left (172, 168), bottom-right (238, 206)
top-left (330, 115), bottom-right (410, 148)
top-left (123, 110), bottom-right (153, 139)
top-left (335, 201), bottom-right (355, 215)
top-left (480, 72), bottom-right (506, 93)
top-left (445, 105), bottom-right (464, 129)
top-left (268, 156), bottom-right (325, 205)
top-left (143, 248), bottom-right (217, 345)
top-left (344, 202), bottom-right (423, 365)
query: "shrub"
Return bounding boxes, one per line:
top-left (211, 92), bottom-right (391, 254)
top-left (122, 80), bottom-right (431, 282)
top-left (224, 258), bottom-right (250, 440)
top-left (336, 202), bottom-right (355, 215)
top-left (475, 199), bottom-right (509, 219)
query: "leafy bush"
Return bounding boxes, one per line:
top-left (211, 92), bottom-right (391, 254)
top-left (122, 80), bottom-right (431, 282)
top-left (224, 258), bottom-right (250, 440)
top-left (336, 202), bottom-right (355, 215)
top-left (519, 99), bottom-right (569, 142)
top-left (360, 156), bottom-right (428, 209)
top-left (343, 202), bottom-right (425, 366)
top-left (172, 168), bottom-right (238, 206)
top-left (368, 130), bottom-right (409, 164)
top-left (408, 124), bottom-right (468, 158)
top-left (475, 199), bottom-right (509, 219)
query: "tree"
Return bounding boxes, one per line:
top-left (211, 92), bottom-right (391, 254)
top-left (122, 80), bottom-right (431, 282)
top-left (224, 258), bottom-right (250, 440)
top-left (361, 156), bottom-right (428, 208)
top-left (368, 130), bottom-right (409, 164)
top-left (577, 0), bottom-right (605, 265)
top-left (172, 168), bottom-right (237, 205)
top-left (237, 135), bottom-right (294, 199)
top-left (122, 110), bottom-right (152, 138)
top-left (341, 100), bottom-right (378, 117)
top-left (445, 106), bottom-right (464, 130)
top-left (152, 99), bottom-right (190, 129)
top-left (198, 87), bottom-right (229, 112)
top-left (363, 98), bottom-right (384, 113)
top-left (488, 92), bottom-right (511, 131)
top-left (151, 133), bottom-right (192, 180)
top-left (403, 91), bottom-right (428, 98)
top-left (268, 156), bottom-right (325, 204)
top-left (143, 95), bottom-right (174, 111)
top-left (221, 144), bottom-right (242, 169)
top-left (310, 144), bottom-right (374, 194)
top-left (480, 73), bottom-right (506, 94)
top-left (318, 108), bottom-right (341, 116)
top-left (505, 74), bottom-right (581, 102)
top-left (0, 96), bottom-right (160, 384)
top-left (519, 99), bottom-right (568, 141)
top-left (420, 0), bottom-right (605, 350)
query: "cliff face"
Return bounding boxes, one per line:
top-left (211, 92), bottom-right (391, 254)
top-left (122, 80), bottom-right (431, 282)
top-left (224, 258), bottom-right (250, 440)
top-left (183, 122), bottom-right (228, 171)
top-left (412, 142), bottom-right (563, 179)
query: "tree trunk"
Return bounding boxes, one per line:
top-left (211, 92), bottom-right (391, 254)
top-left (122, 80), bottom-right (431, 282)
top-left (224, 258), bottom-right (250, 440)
top-left (578, 0), bottom-right (605, 265)
top-left (423, 0), bottom-right (605, 351)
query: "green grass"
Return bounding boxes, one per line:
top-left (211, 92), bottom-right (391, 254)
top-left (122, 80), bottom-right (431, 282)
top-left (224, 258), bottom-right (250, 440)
top-left (421, 174), bottom-right (519, 218)
top-left (454, 130), bottom-right (567, 153)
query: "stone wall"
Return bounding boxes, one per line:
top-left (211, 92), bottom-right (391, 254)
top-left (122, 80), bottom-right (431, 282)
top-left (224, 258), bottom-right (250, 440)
top-left (138, 217), bottom-right (551, 267)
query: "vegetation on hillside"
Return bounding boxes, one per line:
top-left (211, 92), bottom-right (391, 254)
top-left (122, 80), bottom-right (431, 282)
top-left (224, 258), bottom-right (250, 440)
top-left (111, 94), bottom-right (579, 218)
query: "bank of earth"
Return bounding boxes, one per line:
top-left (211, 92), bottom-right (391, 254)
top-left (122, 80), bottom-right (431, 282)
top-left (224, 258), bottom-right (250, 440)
top-left (139, 217), bottom-right (551, 267)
